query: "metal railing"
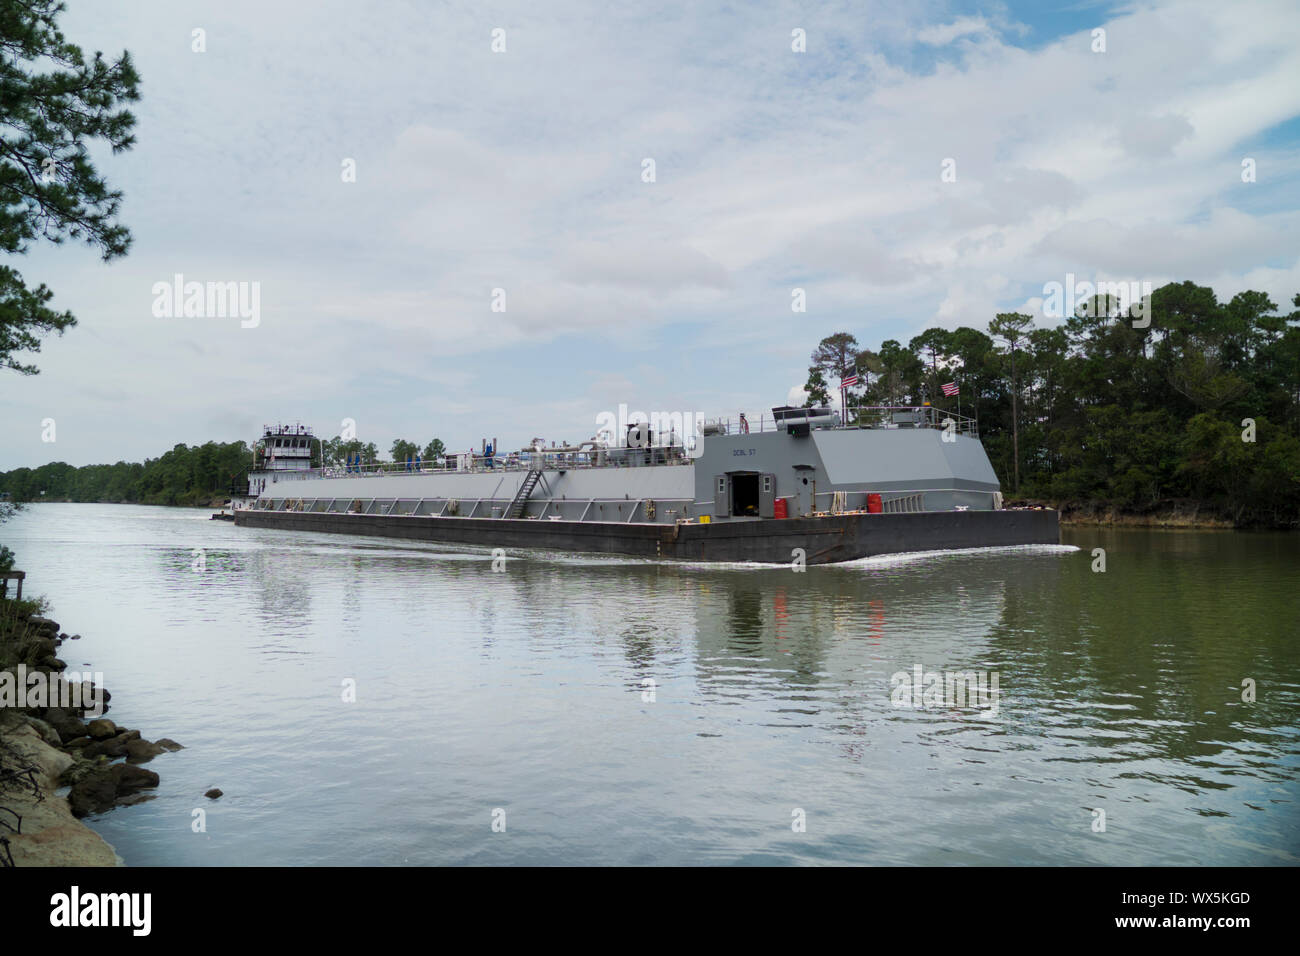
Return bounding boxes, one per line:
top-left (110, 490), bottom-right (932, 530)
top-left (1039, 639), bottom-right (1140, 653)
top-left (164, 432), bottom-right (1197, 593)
top-left (311, 444), bottom-right (696, 480)
top-left (706, 405), bottom-right (978, 438)
top-left (848, 405), bottom-right (978, 437)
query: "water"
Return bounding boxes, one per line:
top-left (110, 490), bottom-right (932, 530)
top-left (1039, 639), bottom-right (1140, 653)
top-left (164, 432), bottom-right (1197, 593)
top-left (3, 504), bottom-right (1297, 865)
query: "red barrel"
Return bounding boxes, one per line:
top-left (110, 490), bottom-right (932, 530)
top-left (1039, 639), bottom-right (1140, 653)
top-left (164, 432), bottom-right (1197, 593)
top-left (773, 497), bottom-right (789, 519)
top-left (866, 493), bottom-right (882, 514)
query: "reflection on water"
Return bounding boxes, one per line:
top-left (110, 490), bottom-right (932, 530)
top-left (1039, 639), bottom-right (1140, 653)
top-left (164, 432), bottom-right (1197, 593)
top-left (3, 505), bottom-right (1297, 865)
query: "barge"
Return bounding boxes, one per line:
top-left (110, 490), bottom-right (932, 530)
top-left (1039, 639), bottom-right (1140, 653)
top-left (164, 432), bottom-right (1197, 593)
top-left (231, 406), bottom-right (1059, 565)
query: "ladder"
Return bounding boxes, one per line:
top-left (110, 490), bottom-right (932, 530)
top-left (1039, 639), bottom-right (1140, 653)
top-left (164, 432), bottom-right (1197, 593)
top-left (505, 469), bottom-right (543, 519)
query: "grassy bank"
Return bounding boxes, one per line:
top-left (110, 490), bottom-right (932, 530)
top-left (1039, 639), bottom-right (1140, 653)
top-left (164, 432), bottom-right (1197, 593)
top-left (1008, 498), bottom-right (1245, 529)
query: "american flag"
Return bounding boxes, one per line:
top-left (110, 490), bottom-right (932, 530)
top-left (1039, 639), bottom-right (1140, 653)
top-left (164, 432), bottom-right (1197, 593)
top-left (841, 372), bottom-right (859, 388)
top-left (941, 381), bottom-right (959, 397)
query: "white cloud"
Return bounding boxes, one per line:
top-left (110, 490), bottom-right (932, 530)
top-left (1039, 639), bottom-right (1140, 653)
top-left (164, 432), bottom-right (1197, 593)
top-left (558, 240), bottom-right (732, 293)
top-left (916, 17), bottom-right (997, 46)
top-left (3, 0), bottom-right (1298, 467)
top-left (1113, 113), bottom-right (1196, 158)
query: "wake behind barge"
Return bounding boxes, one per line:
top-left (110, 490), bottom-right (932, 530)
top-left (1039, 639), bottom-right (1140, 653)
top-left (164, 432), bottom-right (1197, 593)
top-left (231, 406), bottom-right (1059, 565)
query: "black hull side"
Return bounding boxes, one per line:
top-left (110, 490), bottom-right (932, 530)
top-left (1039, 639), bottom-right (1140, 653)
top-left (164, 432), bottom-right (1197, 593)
top-left (232, 509), bottom-right (1060, 565)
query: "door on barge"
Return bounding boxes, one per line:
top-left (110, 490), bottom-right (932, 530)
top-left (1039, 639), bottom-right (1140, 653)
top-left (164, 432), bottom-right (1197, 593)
top-left (716, 472), bottom-right (776, 518)
top-left (758, 473), bottom-right (776, 518)
top-left (713, 474), bottom-right (730, 519)
top-left (791, 465), bottom-right (815, 517)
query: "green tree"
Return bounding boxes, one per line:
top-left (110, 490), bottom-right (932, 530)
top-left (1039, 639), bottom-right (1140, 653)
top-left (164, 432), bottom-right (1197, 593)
top-left (989, 312), bottom-right (1034, 493)
top-left (390, 439), bottom-right (419, 463)
top-left (908, 328), bottom-right (954, 405)
top-left (421, 438), bottom-right (446, 460)
top-left (946, 326), bottom-right (997, 422)
top-left (802, 367), bottom-right (830, 407)
top-left (872, 339), bottom-right (921, 405)
top-left (321, 436), bottom-right (376, 468)
top-left (844, 348), bottom-right (880, 420)
top-left (0, 0), bottom-right (140, 374)
top-left (809, 332), bottom-right (860, 384)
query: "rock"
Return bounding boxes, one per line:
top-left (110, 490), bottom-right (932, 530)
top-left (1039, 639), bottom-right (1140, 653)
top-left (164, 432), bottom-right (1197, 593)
top-left (63, 736), bottom-right (91, 749)
top-left (35, 635), bottom-right (58, 655)
top-left (7, 813), bottom-right (119, 866)
top-left (156, 738), bottom-right (185, 752)
top-left (42, 707), bottom-right (88, 744)
top-left (28, 616), bottom-right (60, 635)
top-left (86, 718), bottom-right (117, 739)
top-left (68, 768), bottom-right (118, 817)
top-left (68, 633), bottom-right (82, 640)
top-left (42, 677), bottom-right (95, 712)
top-left (0, 724), bottom-right (118, 864)
top-left (37, 656), bottom-right (66, 672)
top-left (66, 762), bottom-right (160, 816)
top-left (81, 732), bottom-right (132, 759)
top-left (18, 635), bottom-right (58, 661)
top-left (66, 679), bottom-right (110, 713)
top-left (58, 757), bottom-right (108, 788)
top-left (111, 763), bottom-right (159, 795)
top-left (124, 739), bottom-right (165, 764)
top-left (7, 722), bottom-right (73, 779)
top-left (78, 740), bottom-right (114, 759)
top-left (57, 718), bottom-right (89, 743)
top-left (20, 714), bottom-right (63, 748)
top-left (43, 747), bottom-right (75, 781)
top-left (204, 788), bottom-right (223, 799)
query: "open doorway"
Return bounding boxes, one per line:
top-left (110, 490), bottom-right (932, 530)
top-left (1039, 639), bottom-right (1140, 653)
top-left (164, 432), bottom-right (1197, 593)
top-left (730, 472), bottom-right (759, 516)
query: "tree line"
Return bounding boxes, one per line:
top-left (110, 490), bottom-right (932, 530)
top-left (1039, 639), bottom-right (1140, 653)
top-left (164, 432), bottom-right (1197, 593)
top-left (804, 281), bottom-right (1300, 526)
top-left (0, 441), bottom-right (253, 507)
top-left (0, 435), bottom-right (456, 506)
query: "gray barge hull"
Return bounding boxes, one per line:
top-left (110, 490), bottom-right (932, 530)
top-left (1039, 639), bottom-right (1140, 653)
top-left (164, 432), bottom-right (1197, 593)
top-left (233, 508), bottom-right (1060, 565)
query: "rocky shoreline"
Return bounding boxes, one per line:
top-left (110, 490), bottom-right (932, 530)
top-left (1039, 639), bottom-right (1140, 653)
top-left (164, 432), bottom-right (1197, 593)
top-left (0, 610), bottom-right (182, 867)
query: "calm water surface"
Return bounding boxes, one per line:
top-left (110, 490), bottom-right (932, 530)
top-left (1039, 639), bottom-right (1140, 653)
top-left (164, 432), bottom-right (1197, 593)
top-left (4, 503), bottom-right (1297, 865)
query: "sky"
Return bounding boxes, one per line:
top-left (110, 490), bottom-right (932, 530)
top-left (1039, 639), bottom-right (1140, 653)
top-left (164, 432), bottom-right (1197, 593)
top-left (2, 0), bottom-right (1299, 468)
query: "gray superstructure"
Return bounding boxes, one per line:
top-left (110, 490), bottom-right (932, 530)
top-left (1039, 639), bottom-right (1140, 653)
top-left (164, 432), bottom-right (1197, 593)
top-left (240, 407), bottom-right (1002, 523)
